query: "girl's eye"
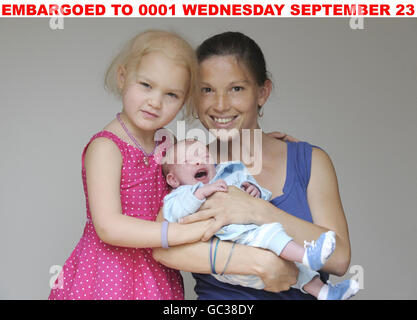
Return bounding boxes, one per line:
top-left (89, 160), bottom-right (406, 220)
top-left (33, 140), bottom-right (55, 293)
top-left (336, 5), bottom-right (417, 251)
top-left (201, 87), bottom-right (212, 94)
top-left (167, 92), bottom-right (178, 99)
top-left (140, 82), bottom-right (151, 89)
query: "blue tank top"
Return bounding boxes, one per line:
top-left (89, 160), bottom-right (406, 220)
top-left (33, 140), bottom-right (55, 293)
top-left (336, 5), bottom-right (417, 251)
top-left (192, 141), bottom-right (329, 300)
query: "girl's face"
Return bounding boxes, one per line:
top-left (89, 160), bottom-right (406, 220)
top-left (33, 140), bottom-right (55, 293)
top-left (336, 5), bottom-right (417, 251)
top-left (197, 55), bottom-right (270, 139)
top-left (119, 51), bottom-right (190, 132)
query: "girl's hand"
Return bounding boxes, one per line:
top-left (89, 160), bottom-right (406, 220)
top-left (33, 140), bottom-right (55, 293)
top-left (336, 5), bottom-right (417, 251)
top-left (173, 217), bottom-right (219, 245)
top-left (156, 207), bottom-right (220, 246)
top-left (194, 218), bottom-right (220, 242)
top-left (267, 131), bottom-right (300, 143)
top-left (180, 186), bottom-right (260, 241)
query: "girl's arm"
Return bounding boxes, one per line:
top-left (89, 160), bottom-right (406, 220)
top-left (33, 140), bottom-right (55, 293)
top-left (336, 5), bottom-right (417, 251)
top-left (152, 210), bottom-right (299, 293)
top-left (180, 148), bottom-right (351, 276)
top-left (84, 137), bottom-right (215, 248)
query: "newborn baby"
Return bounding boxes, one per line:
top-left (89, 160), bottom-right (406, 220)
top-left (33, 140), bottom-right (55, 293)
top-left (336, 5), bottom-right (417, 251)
top-left (161, 139), bottom-right (359, 300)
top-left (162, 139), bottom-right (271, 228)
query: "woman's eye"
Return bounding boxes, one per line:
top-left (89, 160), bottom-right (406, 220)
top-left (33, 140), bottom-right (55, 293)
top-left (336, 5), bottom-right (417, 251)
top-left (201, 87), bottom-right (212, 94)
top-left (231, 86), bottom-right (244, 92)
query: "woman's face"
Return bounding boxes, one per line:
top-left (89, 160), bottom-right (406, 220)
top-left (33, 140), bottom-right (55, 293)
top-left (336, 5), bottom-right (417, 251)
top-left (197, 55), bottom-right (270, 139)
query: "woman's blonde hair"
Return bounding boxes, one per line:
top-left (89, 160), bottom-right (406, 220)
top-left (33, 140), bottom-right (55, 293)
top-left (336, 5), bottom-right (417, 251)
top-left (104, 30), bottom-right (198, 120)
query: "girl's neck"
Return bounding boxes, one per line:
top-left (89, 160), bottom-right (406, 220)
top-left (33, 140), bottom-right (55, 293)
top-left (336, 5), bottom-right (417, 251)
top-left (118, 112), bottom-right (156, 152)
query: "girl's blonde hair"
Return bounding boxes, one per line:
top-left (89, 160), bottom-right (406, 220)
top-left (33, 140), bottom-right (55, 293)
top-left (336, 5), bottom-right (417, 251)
top-left (105, 30), bottom-right (198, 120)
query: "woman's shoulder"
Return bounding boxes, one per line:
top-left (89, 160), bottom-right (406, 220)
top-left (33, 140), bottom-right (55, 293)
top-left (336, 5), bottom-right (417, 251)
top-left (263, 134), bottom-right (287, 158)
top-left (310, 144), bottom-right (336, 179)
top-left (288, 140), bottom-right (327, 159)
top-left (281, 140), bottom-right (322, 190)
top-left (292, 141), bottom-right (331, 168)
top-left (289, 141), bottom-right (336, 190)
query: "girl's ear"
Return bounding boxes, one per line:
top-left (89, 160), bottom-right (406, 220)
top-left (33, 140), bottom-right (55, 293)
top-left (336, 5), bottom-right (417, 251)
top-left (117, 65), bottom-right (127, 91)
top-left (257, 79), bottom-right (273, 108)
top-left (166, 172), bottom-right (180, 189)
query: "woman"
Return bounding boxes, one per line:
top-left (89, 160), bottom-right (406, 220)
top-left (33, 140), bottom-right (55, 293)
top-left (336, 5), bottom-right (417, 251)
top-left (153, 31), bottom-right (351, 299)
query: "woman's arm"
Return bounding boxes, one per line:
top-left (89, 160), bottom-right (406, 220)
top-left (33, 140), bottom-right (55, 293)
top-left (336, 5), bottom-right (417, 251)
top-left (84, 137), bottom-right (215, 248)
top-left (153, 210), bottom-right (299, 293)
top-left (254, 148), bottom-right (350, 275)
top-left (180, 148), bottom-right (351, 276)
top-left (306, 148), bottom-right (351, 275)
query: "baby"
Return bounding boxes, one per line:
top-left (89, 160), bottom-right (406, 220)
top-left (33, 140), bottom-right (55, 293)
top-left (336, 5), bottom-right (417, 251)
top-left (162, 139), bottom-right (359, 300)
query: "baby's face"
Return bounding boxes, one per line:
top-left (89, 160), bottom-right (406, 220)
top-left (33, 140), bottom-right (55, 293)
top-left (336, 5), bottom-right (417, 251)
top-left (167, 140), bottom-right (216, 187)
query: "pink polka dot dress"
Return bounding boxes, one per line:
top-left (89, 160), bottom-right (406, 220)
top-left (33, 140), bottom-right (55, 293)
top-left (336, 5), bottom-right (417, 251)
top-left (49, 131), bottom-right (184, 300)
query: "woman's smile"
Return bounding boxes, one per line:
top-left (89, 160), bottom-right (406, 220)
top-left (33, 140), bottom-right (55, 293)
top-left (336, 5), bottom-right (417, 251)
top-left (209, 115), bottom-right (239, 128)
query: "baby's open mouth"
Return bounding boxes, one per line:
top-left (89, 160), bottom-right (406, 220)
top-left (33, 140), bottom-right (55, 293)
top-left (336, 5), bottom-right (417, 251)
top-left (194, 168), bottom-right (208, 181)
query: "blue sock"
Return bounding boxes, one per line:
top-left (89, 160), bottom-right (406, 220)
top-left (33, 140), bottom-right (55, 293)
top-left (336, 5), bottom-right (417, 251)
top-left (318, 279), bottom-right (360, 300)
top-left (302, 231), bottom-right (336, 271)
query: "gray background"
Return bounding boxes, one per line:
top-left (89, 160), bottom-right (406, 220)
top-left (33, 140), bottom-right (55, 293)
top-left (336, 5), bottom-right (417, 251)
top-left (0, 18), bottom-right (416, 300)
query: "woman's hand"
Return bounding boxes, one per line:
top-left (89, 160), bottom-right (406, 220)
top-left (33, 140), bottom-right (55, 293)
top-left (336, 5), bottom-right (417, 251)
top-left (267, 131), bottom-right (300, 143)
top-left (179, 186), bottom-right (261, 241)
top-left (256, 249), bottom-right (299, 293)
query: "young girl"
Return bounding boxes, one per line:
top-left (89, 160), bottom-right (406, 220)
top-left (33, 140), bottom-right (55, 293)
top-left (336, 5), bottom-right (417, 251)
top-left (48, 30), bottom-right (214, 300)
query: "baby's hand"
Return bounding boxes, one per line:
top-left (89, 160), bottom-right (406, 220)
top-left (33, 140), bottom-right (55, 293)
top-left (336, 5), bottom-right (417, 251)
top-left (211, 179), bottom-right (228, 192)
top-left (202, 180), bottom-right (228, 197)
top-left (194, 179), bottom-right (228, 200)
top-left (241, 182), bottom-right (261, 198)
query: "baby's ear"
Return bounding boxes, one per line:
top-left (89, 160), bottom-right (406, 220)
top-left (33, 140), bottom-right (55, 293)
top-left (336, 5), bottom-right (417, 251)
top-left (166, 173), bottom-right (179, 189)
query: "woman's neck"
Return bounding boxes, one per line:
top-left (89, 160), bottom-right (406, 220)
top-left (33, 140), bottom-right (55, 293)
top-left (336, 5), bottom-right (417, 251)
top-left (213, 128), bottom-right (266, 167)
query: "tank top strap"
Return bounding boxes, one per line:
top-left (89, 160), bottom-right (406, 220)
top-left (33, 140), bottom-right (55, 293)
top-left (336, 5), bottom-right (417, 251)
top-left (288, 141), bottom-right (314, 191)
top-left (289, 141), bottom-right (327, 191)
top-left (81, 130), bottom-right (127, 168)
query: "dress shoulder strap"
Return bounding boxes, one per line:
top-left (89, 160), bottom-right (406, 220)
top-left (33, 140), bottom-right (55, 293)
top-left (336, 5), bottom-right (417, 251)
top-left (81, 130), bottom-right (127, 168)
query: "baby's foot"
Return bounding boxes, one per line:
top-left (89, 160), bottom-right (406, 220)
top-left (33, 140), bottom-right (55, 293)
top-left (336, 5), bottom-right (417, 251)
top-left (302, 231), bottom-right (336, 271)
top-left (318, 279), bottom-right (360, 300)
